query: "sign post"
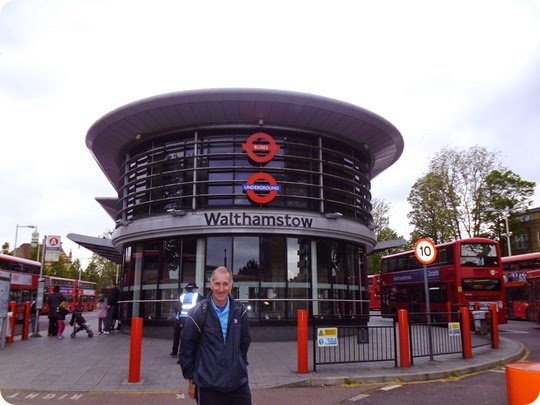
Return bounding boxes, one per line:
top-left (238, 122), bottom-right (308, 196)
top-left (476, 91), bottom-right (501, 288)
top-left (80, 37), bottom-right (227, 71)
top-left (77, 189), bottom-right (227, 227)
top-left (32, 236), bottom-right (48, 338)
top-left (414, 237), bottom-right (438, 361)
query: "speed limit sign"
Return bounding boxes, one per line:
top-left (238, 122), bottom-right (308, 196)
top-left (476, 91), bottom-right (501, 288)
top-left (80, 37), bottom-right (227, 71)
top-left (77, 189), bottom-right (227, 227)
top-left (414, 237), bottom-right (438, 265)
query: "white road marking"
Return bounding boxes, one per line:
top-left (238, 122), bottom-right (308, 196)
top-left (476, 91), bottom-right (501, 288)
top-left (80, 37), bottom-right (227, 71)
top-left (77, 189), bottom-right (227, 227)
top-left (348, 393), bottom-right (370, 401)
top-left (380, 385), bottom-right (402, 391)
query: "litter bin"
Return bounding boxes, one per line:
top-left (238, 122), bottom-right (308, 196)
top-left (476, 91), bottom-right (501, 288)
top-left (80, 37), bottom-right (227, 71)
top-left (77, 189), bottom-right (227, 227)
top-left (472, 310), bottom-right (488, 335)
top-left (506, 361), bottom-right (540, 405)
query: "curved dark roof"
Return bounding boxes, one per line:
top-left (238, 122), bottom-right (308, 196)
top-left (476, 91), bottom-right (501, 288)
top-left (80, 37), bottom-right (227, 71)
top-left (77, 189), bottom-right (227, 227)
top-left (67, 233), bottom-right (122, 264)
top-left (87, 88), bottom-right (404, 189)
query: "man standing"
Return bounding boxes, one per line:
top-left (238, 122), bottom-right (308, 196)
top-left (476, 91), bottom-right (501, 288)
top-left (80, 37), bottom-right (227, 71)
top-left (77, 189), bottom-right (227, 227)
top-left (106, 282), bottom-right (120, 332)
top-left (179, 267), bottom-right (252, 405)
top-left (171, 282), bottom-right (202, 357)
top-left (46, 285), bottom-right (64, 336)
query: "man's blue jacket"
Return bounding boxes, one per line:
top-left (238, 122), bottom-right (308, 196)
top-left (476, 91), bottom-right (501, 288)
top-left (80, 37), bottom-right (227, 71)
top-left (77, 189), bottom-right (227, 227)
top-left (179, 293), bottom-right (251, 393)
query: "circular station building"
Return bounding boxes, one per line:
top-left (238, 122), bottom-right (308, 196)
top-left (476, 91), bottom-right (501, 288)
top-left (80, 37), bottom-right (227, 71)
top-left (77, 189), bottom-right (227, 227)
top-left (69, 88), bottom-right (404, 337)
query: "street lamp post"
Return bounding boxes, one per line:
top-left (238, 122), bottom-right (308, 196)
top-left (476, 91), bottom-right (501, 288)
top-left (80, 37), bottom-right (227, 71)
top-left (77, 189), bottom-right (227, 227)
top-left (487, 206), bottom-right (524, 257)
top-left (502, 211), bottom-right (512, 257)
top-left (14, 225), bottom-right (37, 257)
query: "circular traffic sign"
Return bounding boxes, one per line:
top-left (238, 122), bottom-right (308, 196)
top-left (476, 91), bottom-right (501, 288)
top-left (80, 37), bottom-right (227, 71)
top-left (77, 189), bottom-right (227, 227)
top-left (414, 237), bottom-right (438, 265)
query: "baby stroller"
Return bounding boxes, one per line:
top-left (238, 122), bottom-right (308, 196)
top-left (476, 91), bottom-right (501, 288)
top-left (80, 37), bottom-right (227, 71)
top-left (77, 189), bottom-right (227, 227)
top-left (69, 308), bottom-right (94, 338)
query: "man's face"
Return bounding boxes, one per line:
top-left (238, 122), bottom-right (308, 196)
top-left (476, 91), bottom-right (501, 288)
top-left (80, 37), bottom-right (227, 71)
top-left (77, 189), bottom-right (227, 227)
top-left (210, 271), bottom-right (232, 307)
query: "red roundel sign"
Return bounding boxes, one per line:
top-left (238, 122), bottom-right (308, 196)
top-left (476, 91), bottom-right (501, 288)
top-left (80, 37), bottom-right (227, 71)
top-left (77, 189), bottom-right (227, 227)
top-left (242, 132), bottom-right (281, 163)
top-left (243, 172), bottom-right (281, 204)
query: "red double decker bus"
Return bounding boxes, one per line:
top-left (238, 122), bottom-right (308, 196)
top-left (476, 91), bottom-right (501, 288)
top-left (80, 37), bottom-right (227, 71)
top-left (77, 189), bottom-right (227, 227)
top-left (0, 253), bottom-right (41, 321)
top-left (502, 252), bottom-right (540, 320)
top-left (527, 268), bottom-right (540, 323)
top-left (368, 274), bottom-right (381, 310)
top-left (43, 276), bottom-right (76, 313)
top-left (76, 280), bottom-right (97, 311)
top-left (380, 237), bottom-right (506, 324)
top-left (43, 277), bottom-right (98, 313)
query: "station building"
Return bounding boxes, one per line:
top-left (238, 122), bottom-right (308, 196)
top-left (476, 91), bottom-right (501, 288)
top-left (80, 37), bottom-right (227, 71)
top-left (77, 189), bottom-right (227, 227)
top-left (68, 88), bottom-right (404, 334)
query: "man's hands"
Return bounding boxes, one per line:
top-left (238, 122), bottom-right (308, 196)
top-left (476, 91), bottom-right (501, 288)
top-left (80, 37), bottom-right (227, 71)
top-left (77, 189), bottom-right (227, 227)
top-left (188, 379), bottom-right (196, 399)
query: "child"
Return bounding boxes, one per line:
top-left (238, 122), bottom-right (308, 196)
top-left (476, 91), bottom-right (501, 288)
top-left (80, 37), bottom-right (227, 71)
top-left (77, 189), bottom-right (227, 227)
top-left (97, 295), bottom-right (108, 334)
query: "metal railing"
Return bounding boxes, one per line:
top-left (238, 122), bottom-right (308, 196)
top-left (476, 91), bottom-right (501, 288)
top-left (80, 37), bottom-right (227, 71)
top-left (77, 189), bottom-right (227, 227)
top-left (312, 311), bottom-right (496, 370)
top-left (312, 315), bottom-right (397, 371)
top-left (117, 297), bottom-right (372, 323)
top-left (408, 312), bottom-right (463, 362)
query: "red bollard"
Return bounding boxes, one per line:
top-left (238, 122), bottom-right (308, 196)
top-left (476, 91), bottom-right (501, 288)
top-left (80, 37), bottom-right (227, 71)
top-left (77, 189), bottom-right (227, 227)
top-left (489, 303), bottom-right (499, 349)
top-left (460, 306), bottom-right (473, 359)
top-left (128, 317), bottom-right (143, 383)
top-left (297, 309), bottom-right (308, 374)
top-left (398, 309), bottom-right (410, 368)
top-left (22, 301), bottom-right (31, 340)
top-left (7, 301), bottom-right (16, 344)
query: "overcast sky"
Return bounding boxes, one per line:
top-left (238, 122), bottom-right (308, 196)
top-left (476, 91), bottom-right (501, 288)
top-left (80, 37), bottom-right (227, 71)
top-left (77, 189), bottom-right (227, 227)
top-left (1, 0), bottom-right (539, 267)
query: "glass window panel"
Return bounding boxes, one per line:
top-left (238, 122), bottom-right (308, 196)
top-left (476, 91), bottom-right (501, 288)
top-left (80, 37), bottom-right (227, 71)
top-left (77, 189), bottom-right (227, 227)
top-left (206, 236), bottom-right (232, 279)
top-left (233, 237), bottom-right (260, 282)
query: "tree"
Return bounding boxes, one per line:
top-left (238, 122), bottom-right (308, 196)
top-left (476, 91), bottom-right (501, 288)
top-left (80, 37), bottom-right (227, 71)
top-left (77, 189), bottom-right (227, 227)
top-left (407, 145), bottom-right (536, 243)
top-left (480, 169), bottom-right (535, 249)
top-left (2, 242), bottom-right (9, 255)
top-left (44, 255), bottom-right (69, 278)
top-left (368, 199), bottom-right (409, 274)
top-left (408, 172), bottom-right (457, 243)
top-left (370, 198), bottom-right (390, 237)
top-left (68, 259), bottom-right (83, 281)
top-left (85, 254), bottom-right (118, 293)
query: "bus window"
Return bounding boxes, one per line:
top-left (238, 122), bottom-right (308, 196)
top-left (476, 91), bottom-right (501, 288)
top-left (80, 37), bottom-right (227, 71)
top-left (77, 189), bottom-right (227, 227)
top-left (461, 278), bottom-right (501, 291)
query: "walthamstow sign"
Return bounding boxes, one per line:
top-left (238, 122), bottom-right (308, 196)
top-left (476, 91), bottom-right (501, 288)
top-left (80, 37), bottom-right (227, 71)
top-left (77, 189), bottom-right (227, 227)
top-left (241, 132), bottom-right (281, 204)
top-left (204, 211), bottom-right (313, 228)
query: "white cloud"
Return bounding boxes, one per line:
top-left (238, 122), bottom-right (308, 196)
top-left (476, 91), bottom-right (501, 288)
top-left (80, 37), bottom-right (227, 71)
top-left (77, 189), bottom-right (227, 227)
top-left (1, 0), bottom-right (540, 259)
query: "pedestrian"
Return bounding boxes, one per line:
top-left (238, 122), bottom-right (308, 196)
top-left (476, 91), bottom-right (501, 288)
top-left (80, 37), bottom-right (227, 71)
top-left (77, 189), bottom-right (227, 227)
top-left (106, 282), bottom-right (120, 331)
top-left (179, 267), bottom-right (252, 404)
top-left (171, 282), bottom-right (203, 357)
top-left (46, 285), bottom-right (64, 337)
top-left (97, 295), bottom-right (108, 334)
top-left (56, 299), bottom-right (70, 340)
top-left (30, 295), bottom-right (38, 334)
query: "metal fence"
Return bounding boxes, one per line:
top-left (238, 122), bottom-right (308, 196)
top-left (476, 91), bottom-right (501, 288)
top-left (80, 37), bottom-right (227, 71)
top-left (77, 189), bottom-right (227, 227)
top-left (312, 316), bottom-right (397, 371)
top-left (408, 312), bottom-right (463, 362)
top-left (313, 311), bottom-right (494, 370)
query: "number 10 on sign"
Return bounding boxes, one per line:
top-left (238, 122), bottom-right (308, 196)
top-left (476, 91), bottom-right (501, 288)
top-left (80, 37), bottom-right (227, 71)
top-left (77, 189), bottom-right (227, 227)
top-left (414, 237), bottom-right (438, 265)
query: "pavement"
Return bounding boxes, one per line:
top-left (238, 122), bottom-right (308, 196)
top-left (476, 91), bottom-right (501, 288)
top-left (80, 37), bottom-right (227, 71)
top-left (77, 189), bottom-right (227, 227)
top-left (0, 315), bottom-right (526, 395)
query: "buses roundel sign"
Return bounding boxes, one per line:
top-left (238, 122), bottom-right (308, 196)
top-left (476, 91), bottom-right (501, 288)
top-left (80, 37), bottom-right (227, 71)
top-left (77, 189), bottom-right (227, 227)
top-left (242, 132), bottom-right (281, 163)
top-left (414, 237), bottom-right (438, 265)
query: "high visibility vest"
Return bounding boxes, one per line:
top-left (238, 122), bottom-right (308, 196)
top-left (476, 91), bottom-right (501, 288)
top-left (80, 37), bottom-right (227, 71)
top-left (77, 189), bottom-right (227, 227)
top-left (179, 292), bottom-right (199, 318)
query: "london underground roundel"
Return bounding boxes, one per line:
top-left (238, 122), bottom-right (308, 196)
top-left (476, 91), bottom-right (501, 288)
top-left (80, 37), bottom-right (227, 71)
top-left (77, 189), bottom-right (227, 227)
top-left (242, 132), bottom-right (281, 163)
top-left (243, 172), bottom-right (281, 204)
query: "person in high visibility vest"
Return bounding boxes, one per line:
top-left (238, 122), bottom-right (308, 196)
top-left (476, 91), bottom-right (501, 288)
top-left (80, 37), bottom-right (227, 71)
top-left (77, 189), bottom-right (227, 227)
top-left (171, 282), bottom-right (202, 357)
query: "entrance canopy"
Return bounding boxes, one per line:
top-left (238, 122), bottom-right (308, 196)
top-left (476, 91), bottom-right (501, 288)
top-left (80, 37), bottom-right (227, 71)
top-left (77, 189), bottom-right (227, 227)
top-left (67, 233), bottom-right (122, 264)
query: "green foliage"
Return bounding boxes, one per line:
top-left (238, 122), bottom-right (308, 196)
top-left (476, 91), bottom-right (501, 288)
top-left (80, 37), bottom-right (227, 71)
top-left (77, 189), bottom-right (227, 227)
top-left (407, 145), bottom-right (536, 244)
top-left (368, 199), bottom-right (408, 274)
top-left (44, 255), bottom-right (69, 278)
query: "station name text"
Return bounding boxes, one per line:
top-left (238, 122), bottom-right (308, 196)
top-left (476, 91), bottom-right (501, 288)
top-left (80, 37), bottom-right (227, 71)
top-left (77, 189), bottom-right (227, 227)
top-left (204, 212), bottom-right (314, 228)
